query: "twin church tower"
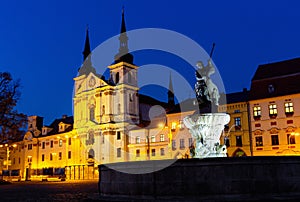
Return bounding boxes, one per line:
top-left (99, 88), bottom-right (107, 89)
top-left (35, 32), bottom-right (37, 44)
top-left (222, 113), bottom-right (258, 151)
top-left (73, 9), bottom-right (175, 164)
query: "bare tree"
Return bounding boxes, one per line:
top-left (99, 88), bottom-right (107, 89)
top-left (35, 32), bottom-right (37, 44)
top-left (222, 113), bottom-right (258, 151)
top-left (0, 72), bottom-right (27, 143)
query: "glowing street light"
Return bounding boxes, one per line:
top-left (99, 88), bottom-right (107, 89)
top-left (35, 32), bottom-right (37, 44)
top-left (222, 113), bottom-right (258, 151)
top-left (0, 143), bottom-right (17, 170)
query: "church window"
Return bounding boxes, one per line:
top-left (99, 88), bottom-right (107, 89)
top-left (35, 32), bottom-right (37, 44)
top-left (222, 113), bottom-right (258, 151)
top-left (117, 131), bottom-right (121, 140)
top-left (116, 72), bottom-right (120, 84)
top-left (88, 149), bottom-right (95, 159)
top-left (129, 94), bottom-right (133, 102)
top-left (89, 105), bottom-right (95, 121)
top-left (86, 130), bottom-right (95, 145)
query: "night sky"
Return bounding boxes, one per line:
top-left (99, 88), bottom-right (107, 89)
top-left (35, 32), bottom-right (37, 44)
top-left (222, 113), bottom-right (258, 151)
top-left (1, 0), bottom-right (300, 124)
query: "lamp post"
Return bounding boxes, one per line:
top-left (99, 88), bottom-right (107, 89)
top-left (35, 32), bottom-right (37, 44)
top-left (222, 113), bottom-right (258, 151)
top-left (0, 143), bottom-right (17, 171)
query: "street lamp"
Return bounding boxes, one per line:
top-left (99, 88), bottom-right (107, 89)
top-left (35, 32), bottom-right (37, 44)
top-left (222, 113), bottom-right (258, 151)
top-left (0, 143), bottom-right (17, 170)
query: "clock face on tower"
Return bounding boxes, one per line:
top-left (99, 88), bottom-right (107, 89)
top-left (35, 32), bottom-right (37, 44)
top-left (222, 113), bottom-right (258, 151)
top-left (89, 76), bottom-right (96, 87)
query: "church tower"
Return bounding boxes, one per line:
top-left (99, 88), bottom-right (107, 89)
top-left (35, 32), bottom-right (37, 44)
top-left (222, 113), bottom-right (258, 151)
top-left (108, 7), bottom-right (139, 124)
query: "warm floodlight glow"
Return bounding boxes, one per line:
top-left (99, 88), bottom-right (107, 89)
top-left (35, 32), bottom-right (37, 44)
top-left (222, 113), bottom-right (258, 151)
top-left (12, 144), bottom-right (17, 147)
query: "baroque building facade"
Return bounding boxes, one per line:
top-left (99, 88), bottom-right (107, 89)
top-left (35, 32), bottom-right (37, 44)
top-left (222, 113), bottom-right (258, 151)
top-left (249, 58), bottom-right (300, 156)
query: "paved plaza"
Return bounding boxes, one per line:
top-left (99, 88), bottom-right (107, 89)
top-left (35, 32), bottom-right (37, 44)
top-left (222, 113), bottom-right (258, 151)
top-left (0, 180), bottom-right (100, 201)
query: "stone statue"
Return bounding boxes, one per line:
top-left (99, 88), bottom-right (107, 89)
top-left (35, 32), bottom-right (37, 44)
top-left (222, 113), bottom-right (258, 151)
top-left (195, 59), bottom-right (220, 108)
top-left (183, 53), bottom-right (230, 158)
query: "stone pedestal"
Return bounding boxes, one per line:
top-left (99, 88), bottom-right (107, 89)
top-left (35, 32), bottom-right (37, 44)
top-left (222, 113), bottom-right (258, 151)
top-left (183, 113), bottom-right (230, 158)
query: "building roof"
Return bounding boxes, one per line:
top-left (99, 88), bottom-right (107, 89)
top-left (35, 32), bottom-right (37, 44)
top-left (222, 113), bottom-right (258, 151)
top-left (46, 115), bottom-right (73, 135)
top-left (249, 58), bottom-right (300, 100)
top-left (222, 88), bottom-right (249, 104)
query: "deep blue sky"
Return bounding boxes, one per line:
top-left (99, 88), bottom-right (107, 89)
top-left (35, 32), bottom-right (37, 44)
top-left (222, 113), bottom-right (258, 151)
top-left (1, 0), bottom-right (300, 124)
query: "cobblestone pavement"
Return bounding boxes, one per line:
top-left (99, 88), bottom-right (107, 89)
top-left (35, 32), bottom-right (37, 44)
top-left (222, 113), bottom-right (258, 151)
top-left (0, 180), bottom-right (100, 202)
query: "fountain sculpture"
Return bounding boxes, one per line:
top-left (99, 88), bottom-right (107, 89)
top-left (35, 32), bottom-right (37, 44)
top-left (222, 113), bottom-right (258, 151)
top-left (183, 57), bottom-right (230, 158)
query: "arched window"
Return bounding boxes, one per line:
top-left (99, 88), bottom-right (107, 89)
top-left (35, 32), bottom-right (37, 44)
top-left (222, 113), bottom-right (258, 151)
top-left (115, 72), bottom-right (119, 84)
top-left (88, 149), bottom-right (95, 159)
top-left (86, 130), bottom-right (95, 145)
top-left (89, 105), bottom-right (95, 121)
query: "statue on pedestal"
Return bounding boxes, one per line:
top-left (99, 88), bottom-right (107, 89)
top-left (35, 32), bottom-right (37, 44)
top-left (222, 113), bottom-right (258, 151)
top-left (183, 43), bottom-right (230, 158)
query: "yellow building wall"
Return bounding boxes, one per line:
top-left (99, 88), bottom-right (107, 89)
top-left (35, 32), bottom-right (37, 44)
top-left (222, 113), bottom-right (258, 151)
top-left (250, 93), bottom-right (300, 156)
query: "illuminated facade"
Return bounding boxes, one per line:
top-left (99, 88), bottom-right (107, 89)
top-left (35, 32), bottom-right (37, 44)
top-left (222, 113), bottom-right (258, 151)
top-left (249, 58), bottom-right (300, 156)
top-left (3, 9), bottom-right (300, 182)
top-left (218, 89), bottom-right (251, 157)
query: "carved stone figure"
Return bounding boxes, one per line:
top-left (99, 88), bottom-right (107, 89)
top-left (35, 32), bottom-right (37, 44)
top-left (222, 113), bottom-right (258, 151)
top-left (195, 59), bottom-right (220, 108)
top-left (183, 58), bottom-right (229, 158)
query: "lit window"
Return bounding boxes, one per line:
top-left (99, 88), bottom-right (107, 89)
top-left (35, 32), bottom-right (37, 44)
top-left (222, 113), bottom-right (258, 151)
top-left (160, 148), bottom-right (165, 156)
top-left (160, 134), bottom-right (164, 142)
top-left (253, 106), bottom-right (261, 120)
top-left (269, 104), bottom-right (277, 117)
top-left (117, 148), bottom-right (121, 158)
top-left (59, 139), bottom-right (63, 147)
top-left (136, 149), bottom-right (140, 157)
top-left (287, 134), bottom-right (296, 145)
top-left (178, 120), bottom-right (184, 129)
top-left (234, 117), bottom-right (241, 128)
top-left (180, 139), bottom-right (185, 149)
top-left (171, 122), bottom-right (177, 131)
top-left (285, 102), bottom-right (294, 116)
top-left (136, 136), bottom-right (140, 144)
top-left (151, 135), bottom-right (155, 143)
top-left (255, 136), bottom-right (263, 146)
top-left (271, 135), bottom-right (279, 145)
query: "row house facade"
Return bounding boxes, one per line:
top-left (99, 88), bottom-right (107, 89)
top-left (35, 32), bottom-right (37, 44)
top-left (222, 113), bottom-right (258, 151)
top-left (249, 58), bottom-right (300, 156)
top-left (219, 89), bottom-right (251, 157)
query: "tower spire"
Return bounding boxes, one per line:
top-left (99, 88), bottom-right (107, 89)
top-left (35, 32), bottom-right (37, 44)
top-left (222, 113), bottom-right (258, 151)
top-left (168, 72), bottom-right (175, 107)
top-left (121, 6), bottom-right (126, 34)
top-left (114, 7), bottom-right (133, 64)
top-left (82, 25), bottom-right (91, 61)
top-left (78, 25), bottom-right (96, 75)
